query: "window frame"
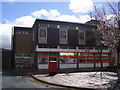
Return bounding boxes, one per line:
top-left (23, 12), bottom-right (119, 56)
top-left (59, 29), bottom-right (67, 39)
top-left (78, 31), bottom-right (85, 40)
top-left (38, 28), bottom-right (47, 38)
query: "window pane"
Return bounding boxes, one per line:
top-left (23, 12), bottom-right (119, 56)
top-left (60, 30), bottom-right (67, 38)
top-left (39, 57), bottom-right (48, 64)
top-left (24, 58), bottom-right (30, 63)
top-left (39, 30), bottom-right (46, 37)
top-left (79, 32), bottom-right (84, 39)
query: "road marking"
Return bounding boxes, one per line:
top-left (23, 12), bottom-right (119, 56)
top-left (29, 76), bottom-right (65, 89)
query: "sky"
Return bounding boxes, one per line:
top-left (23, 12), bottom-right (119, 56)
top-left (1, 0), bottom-right (119, 49)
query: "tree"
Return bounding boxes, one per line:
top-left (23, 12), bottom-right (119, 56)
top-left (89, 2), bottom-right (120, 78)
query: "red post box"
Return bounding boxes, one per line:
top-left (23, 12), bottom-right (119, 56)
top-left (49, 61), bottom-right (57, 76)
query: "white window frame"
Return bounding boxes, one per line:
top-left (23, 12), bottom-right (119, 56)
top-left (78, 31), bottom-right (85, 40)
top-left (38, 28), bottom-right (47, 38)
top-left (59, 29), bottom-right (68, 39)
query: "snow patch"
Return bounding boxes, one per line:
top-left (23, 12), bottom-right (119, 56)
top-left (33, 72), bottom-right (117, 89)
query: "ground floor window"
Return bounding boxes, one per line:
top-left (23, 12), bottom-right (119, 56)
top-left (37, 52), bottom-right (113, 69)
top-left (37, 52), bottom-right (109, 64)
top-left (37, 52), bottom-right (58, 64)
top-left (60, 57), bottom-right (77, 63)
top-left (15, 58), bottom-right (24, 68)
top-left (78, 53), bottom-right (109, 63)
top-left (38, 57), bottom-right (48, 64)
top-left (15, 54), bottom-right (31, 68)
top-left (59, 52), bottom-right (77, 64)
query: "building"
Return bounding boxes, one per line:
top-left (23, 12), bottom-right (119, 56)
top-left (2, 48), bottom-right (12, 69)
top-left (12, 19), bottom-right (112, 70)
top-left (12, 27), bottom-right (33, 68)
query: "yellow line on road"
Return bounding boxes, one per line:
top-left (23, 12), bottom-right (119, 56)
top-left (29, 76), bottom-right (66, 89)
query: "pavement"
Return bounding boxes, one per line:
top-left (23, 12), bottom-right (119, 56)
top-left (30, 74), bottom-right (100, 90)
top-left (30, 75), bottom-right (95, 90)
top-left (30, 72), bottom-right (120, 90)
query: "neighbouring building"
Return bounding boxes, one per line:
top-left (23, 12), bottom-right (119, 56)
top-left (12, 19), bottom-right (113, 70)
top-left (2, 48), bottom-right (12, 69)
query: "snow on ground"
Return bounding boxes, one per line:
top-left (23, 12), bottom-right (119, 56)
top-left (33, 72), bottom-right (117, 89)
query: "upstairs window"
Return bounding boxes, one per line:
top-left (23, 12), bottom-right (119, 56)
top-left (60, 30), bottom-right (67, 38)
top-left (79, 31), bottom-right (85, 39)
top-left (39, 29), bottom-right (47, 38)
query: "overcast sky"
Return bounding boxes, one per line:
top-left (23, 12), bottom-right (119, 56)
top-left (1, 0), bottom-right (119, 49)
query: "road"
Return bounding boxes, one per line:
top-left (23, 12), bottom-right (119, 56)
top-left (1, 71), bottom-right (56, 89)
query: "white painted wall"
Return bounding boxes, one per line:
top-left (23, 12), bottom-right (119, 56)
top-left (60, 64), bottom-right (77, 69)
top-left (38, 64), bottom-right (48, 69)
top-left (38, 63), bottom-right (109, 69)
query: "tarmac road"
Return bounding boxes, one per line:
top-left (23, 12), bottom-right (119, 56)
top-left (1, 71), bottom-right (55, 89)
